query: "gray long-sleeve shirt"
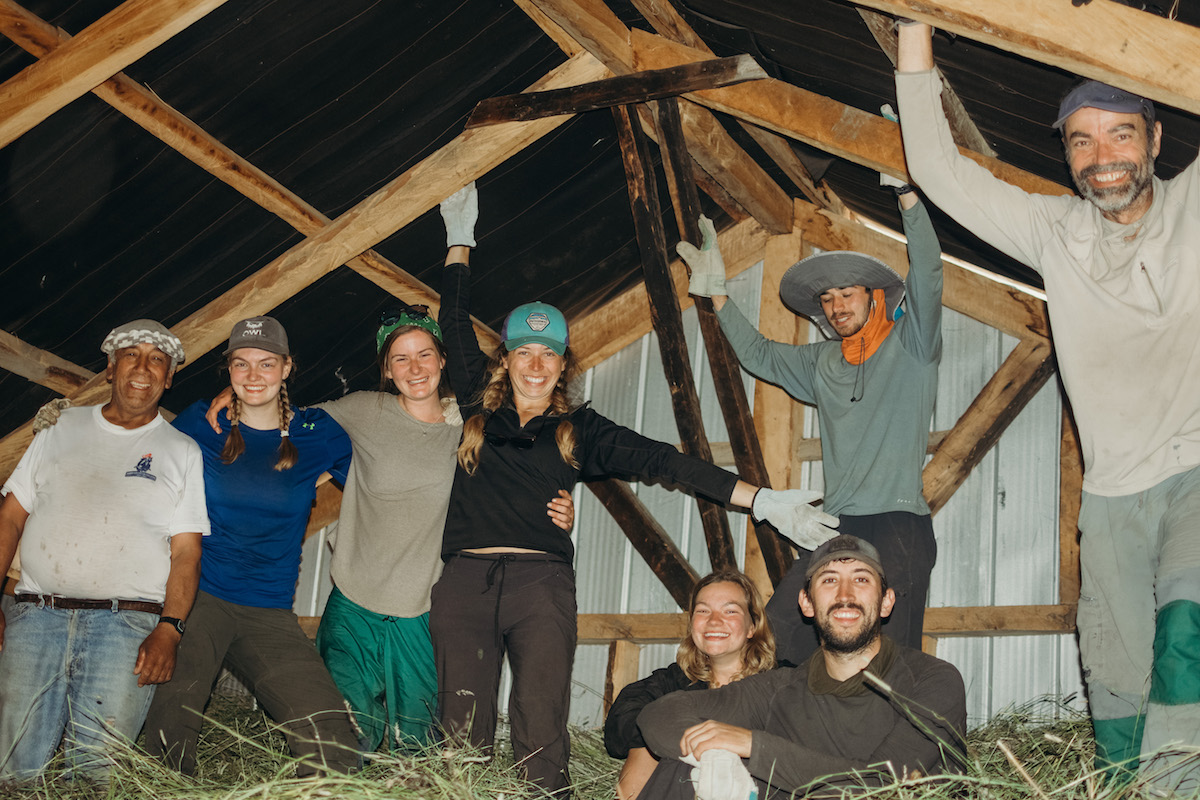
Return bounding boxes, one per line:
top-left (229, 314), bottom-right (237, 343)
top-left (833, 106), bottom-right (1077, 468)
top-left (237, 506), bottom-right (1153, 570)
top-left (897, 67), bottom-right (1200, 497)
top-left (716, 200), bottom-right (942, 516)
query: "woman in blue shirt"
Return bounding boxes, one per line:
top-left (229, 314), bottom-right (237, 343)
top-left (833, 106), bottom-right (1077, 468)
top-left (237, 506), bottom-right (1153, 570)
top-left (143, 317), bottom-right (360, 776)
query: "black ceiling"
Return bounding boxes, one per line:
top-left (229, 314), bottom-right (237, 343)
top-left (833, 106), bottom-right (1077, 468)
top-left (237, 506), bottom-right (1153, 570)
top-left (2, 0), bottom-right (1196, 435)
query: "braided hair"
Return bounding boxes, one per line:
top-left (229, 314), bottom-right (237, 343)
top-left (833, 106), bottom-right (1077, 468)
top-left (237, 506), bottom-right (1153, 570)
top-left (220, 361), bottom-right (298, 471)
top-left (457, 346), bottom-right (578, 475)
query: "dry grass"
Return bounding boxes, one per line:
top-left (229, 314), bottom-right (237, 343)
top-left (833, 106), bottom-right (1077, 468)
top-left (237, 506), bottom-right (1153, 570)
top-left (2, 696), bottom-right (1197, 799)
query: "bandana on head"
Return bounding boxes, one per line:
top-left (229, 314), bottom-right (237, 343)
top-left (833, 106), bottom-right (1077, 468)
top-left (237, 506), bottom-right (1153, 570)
top-left (100, 319), bottom-right (185, 368)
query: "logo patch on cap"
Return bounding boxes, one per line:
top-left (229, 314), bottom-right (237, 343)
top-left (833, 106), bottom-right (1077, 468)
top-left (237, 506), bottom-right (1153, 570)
top-left (525, 312), bottom-right (551, 332)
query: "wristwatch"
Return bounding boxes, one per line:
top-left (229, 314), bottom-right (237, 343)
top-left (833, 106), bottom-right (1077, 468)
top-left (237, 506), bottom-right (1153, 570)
top-left (158, 616), bottom-right (186, 635)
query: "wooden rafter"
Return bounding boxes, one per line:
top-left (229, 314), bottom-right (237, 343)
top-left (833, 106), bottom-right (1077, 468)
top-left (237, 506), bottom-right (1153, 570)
top-left (654, 98), bottom-right (791, 584)
top-left (0, 330), bottom-right (95, 396)
top-left (466, 54), bottom-right (766, 127)
top-left (0, 0), bottom-right (495, 343)
top-left (0, 0), bottom-right (231, 150)
top-left (525, 0), bottom-right (793, 234)
top-left (0, 52), bottom-right (609, 486)
top-left (855, 0), bottom-right (1200, 116)
top-left (612, 101), bottom-right (737, 571)
top-left (631, 31), bottom-right (1070, 197)
top-left (629, 0), bottom-right (850, 217)
top-left (922, 337), bottom-right (1056, 514)
top-left (857, 8), bottom-right (995, 158)
top-left (587, 480), bottom-right (700, 609)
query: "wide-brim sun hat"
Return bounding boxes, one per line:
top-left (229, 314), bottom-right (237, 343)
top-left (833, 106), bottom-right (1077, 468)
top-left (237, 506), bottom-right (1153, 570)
top-left (779, 251), bottom-right (905, 341)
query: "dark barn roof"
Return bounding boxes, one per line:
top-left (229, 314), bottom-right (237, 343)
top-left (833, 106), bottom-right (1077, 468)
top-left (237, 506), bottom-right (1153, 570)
top-left (1, 0), bottom-right (1198, 437)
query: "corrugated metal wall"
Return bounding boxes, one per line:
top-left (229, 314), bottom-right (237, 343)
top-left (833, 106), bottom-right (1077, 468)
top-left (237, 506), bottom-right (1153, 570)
top-left (294, 259), bottom-right (1084, 732)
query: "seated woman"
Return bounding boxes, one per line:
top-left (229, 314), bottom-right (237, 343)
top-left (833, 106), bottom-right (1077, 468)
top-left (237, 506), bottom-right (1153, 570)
top-left (604, 570), bottom-right (776, 800)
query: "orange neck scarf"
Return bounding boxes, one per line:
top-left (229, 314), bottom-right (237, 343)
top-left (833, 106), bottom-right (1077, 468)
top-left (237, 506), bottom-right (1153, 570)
top-left (839, 289), bottom-right (894, 365)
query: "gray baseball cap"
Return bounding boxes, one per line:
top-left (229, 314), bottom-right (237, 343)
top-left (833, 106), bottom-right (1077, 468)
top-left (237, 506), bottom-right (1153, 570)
top-left (805, 534), bottom-right (886, 582)
top-left (1053, 80), bottom-right (1155, 130)
top-left (224, 316), bottom-right (289, 356)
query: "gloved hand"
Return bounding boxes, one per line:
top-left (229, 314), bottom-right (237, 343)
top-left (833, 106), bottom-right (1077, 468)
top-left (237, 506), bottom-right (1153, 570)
top-left (690, 749), bottom-right (758, 800)
top-left (752, 488), bottom-right (840, 551)
top-left (440, 181), bottom-right (478, 248)
top-left (676, 215), bottom-right (727, 298)
top-left (878, 105), bottom-right (911, 190)
top-left (32, 398), bottom-right (72, 433)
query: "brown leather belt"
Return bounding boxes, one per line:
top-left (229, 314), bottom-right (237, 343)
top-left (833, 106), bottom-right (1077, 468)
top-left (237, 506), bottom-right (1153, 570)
top-left (14, 594), bottom-right (164, 615)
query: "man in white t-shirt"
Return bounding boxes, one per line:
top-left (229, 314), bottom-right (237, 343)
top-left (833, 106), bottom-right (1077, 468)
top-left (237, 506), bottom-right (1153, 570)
top-left (0, 320), bottom-right (208, 782)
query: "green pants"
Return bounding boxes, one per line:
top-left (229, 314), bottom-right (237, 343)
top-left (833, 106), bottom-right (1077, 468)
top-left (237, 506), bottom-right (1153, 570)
top-left (316, 587), bottom-right (436, 753)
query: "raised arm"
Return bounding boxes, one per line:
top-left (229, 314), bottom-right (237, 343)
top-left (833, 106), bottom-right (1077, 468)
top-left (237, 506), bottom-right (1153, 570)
top-left (895, 22), bottom-right (1065, 272)
top-left (895, 198), bottom-right (944, 363)
top-left (678, 215), bottom-right (821, 404)
top-left (437, 182), bottom-right (490, 400)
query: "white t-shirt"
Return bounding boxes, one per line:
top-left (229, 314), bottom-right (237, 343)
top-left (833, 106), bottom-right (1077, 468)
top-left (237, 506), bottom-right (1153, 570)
top-left (3, 405), bottom-right (210, 602)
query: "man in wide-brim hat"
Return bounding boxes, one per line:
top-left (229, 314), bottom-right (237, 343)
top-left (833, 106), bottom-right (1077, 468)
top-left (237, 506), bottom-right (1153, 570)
top-left (678, 183), bottom-right (943, 668)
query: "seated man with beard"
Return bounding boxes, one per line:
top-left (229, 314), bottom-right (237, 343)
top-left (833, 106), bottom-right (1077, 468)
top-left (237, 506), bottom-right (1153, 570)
top-left (637, 535), bottom-right (966, 800)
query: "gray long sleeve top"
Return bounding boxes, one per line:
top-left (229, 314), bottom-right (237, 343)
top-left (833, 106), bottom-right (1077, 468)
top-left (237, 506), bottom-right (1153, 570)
top-left (716, 200), bottom-right (942, 517)
top-left (897, 66), bottom-right (1200, 496)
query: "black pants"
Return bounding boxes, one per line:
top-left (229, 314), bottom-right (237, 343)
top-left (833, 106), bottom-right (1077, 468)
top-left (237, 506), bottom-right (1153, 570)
top-left (430, 553), bottom-right (577, 797)
top-left (766, 512), bottom-right (937, 666)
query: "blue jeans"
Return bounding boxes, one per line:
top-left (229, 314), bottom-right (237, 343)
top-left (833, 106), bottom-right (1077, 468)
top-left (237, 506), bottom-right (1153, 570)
top-left (0, 601), bottom-right (157, 781)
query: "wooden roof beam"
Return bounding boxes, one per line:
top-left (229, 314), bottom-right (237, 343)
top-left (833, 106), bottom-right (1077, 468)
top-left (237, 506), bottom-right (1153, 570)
top-left (857, 8), bottom-right (995, 158)
top-left (922, 337), bottom-right (1056, 514)
top-left (654, 98), bottom-right (791, 584)
top-left (856, 0), bottom-right (1200, 116)
top-left (613, 101), bottom-right (737, 571)
top-left (0, 0), bottom-right (231, 150)
top-left (0, 52), bottom-right (609, 486)
top-left (0, 0), bottom-right (491, 342)
top-left (631, 30), bottom-right (1070, 198)
top-left (466, 54), bottom-right (766, 127)
top-left (0, 330), bottom-right (95, 395)
top-left (524, 0), bottom-right (793, 234)
top-left (628, 0), bottom-right (850, 216)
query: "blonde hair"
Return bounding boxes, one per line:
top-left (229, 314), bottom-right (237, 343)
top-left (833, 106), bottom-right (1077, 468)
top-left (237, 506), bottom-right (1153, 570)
top-left (220, 368), bottom-right (298, 472)
top-left (456, 346), bottom-right (578, 475)
top-left (677, 570), bottom-right (776, 686)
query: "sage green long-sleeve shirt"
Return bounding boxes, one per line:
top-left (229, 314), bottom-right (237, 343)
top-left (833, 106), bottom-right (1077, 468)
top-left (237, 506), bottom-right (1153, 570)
top-left (716, 200), bottom-right (942, 516)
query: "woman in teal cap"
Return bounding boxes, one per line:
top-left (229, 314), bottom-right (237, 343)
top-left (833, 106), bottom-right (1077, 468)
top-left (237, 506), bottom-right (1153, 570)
top-left (433, 183), bottom-right (835, 797)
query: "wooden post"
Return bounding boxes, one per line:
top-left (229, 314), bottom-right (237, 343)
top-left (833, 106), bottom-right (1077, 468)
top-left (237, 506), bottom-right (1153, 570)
top-left (611, 101), bottom-right (737, 573)
top-left (604, 640), bottom-right (643, 715)
top-left (588, 479), bottom-right (700, 609)
top-left (1059, 406), bottom-right (1083, 606)
top-left (652, 96), bottom-right (792, 586)
top-left (922, 337), bottom-right (1056, 514)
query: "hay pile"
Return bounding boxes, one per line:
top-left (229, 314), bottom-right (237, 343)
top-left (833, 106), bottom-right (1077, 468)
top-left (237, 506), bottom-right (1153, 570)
top-left (2, 696), bottom-right (1196, 799)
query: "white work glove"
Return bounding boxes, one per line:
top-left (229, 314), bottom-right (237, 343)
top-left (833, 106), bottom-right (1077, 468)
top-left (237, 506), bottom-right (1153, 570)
top-left (676, 215), bottom-right (727, 298)
top-left (690, 749), bottom-right (758, 800)
top-left (752, 488), bottom-right (840, 551)
top-left (878, 105), bottom-right (910, 190)
top-left (32, 398), bottom-right (71, 433)
top-left (440, 181), bottom-right (478, 248)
